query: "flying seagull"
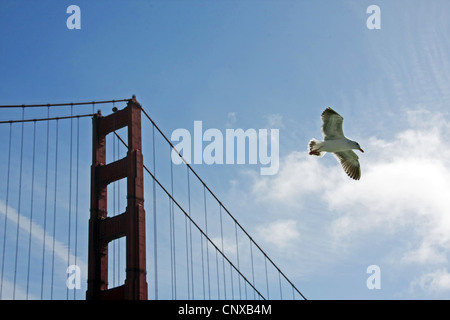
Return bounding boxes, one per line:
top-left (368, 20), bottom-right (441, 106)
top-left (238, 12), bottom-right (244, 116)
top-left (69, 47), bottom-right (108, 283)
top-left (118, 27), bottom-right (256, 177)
top-left (308, 107), bottom-right (364, 180)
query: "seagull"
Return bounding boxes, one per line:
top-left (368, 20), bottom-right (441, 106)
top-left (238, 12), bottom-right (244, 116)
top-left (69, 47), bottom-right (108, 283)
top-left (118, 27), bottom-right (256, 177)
top-left (308, 107), bottom-right (364, 180)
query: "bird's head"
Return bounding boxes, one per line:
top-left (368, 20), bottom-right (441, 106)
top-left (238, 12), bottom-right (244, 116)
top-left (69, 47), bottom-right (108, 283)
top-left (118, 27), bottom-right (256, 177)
top-left (353, 141), bottom-right (364, 153)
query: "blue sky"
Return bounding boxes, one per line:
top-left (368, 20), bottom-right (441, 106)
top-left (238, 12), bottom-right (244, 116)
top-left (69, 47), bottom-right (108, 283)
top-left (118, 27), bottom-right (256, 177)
top-left (1, 0), bottom-right (450, 300)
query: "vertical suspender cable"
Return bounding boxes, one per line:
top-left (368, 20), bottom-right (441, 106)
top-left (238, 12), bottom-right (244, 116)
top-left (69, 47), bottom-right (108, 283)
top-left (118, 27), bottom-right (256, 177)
top-left (234, 223), bottom-right (241, 299)
top-left (278, 272), bottom-right (283, 299)
top-left (215, 249), bottom-right (220, 299)
top-left (214, 207), bottom-right (220, 298)
top-left (13, 107), bottom-right (25, 300)
top-left (50, 119), bottom-right (59, 299)
top-left (152, 125), bottom-right (158, 299)
top-left (26, 121), bottom-right (37, 299)
top-left (117, 137), bottom-right (121, 285)
top-left (74, 116), bottom-right (80, 300)
top-left (230, 261), bottom-right (234, 299)
top-left (112, 133), bottom-right (116, 288)
top-left (0, 123), bottom-right (13, 300)
top-left (219, 205), bottom-right (226, 299)
top-left (111, 104), bottom-right (117, 289)
top-left (67, 106), bottom-right (73, 300)
top-left (264, 256), bottom-right (269, 300)
top-left (168, 150), bottom-right (173, 298)
top-left (169, 146), bottom-right (177, 299)
top-left (203, 186), bottom-right (211, 299)
top-left (244, 265), bottom-right (248, 299)
top-left (41, 106), bottom-right (50, 299)
top-left (186, 167), bottom-right (194, 299)
top-left (250, 239), bottom-right (255, 299)
top-left (184, 180), bottom-right (191, 300)
top-left (168, 185), bottom-right (173, 296)
top-left (200, 227), bottom-right (205, 298)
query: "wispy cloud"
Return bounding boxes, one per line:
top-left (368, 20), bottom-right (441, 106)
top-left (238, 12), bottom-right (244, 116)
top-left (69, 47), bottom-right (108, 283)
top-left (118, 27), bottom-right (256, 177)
top-left (265, 113), bottom-right (285, 130)
top-left (0, 200), bottom-right (87, 298)
top-left (410, 268), bottom-right (450, 297)
top-left (256, 220), bottom-right (300, 249)
top-left (225, 112), bottom-right (237, 128)
top-left (0, 279), bottom-right (37, 300)
top-left (368, 2), bottom-right (450, 112)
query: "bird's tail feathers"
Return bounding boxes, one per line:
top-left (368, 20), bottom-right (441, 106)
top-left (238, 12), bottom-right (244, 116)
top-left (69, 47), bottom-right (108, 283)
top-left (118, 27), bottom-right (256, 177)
top-left (308, 139), bottom-right (325, 157)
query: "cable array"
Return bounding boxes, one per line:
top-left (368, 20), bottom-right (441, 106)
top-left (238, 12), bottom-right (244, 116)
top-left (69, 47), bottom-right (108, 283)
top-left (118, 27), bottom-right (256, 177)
top-left (0, 98), bottom-right (306, 300)
top-left (0, 103), bottom-right (90, 300)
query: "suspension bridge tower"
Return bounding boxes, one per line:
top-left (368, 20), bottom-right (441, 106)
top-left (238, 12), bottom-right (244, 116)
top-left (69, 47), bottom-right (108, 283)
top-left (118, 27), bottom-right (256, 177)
top-left (86, 96), bottom-right (148, 300)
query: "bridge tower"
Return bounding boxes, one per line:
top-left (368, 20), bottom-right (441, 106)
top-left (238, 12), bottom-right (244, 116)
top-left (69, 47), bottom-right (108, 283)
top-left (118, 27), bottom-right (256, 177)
top-left (86, 96), bottom-right (148, 300)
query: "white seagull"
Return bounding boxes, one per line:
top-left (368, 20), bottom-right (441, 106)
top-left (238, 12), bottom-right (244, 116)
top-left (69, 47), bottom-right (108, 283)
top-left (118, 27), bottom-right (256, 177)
top-left (308, 107), bottom-right (364, 180)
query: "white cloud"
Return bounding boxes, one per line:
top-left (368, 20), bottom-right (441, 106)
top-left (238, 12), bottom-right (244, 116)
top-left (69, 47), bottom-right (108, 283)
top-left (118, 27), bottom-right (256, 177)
top-left (0, 200), bottom-right (87, 290)
top-left (326, 113), bottom-right (450, 265)
top-left (211, 235), bottom-right (238, 257)
top-left (248, 109), bottom-right (450, 293)
top-left (251, 151), bottom-right (335, 206)
top-left (256, 220), bottom-right (300, 249)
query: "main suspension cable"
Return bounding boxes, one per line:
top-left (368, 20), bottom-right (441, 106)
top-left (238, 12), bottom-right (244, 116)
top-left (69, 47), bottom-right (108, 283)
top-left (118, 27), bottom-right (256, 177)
top-left (0, 113), bottom-right (97, 124)
top-left (0, 99), bottom-right (130, 109)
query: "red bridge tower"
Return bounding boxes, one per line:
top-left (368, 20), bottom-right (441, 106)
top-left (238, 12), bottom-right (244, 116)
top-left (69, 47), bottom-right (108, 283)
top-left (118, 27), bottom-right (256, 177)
top-left (86, 96), bottom-right (148, 300)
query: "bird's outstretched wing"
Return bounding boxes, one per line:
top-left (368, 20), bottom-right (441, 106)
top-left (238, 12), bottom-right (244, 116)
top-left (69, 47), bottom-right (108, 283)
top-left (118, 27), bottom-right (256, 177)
top-left (333, 150), bottom-right (361, 180)
top-left (321, 107), bottom-right (344, 140)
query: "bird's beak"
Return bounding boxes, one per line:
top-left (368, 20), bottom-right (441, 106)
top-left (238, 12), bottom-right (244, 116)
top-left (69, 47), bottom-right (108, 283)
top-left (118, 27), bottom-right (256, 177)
top-left (359, 148), bottom-right (364, 153)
